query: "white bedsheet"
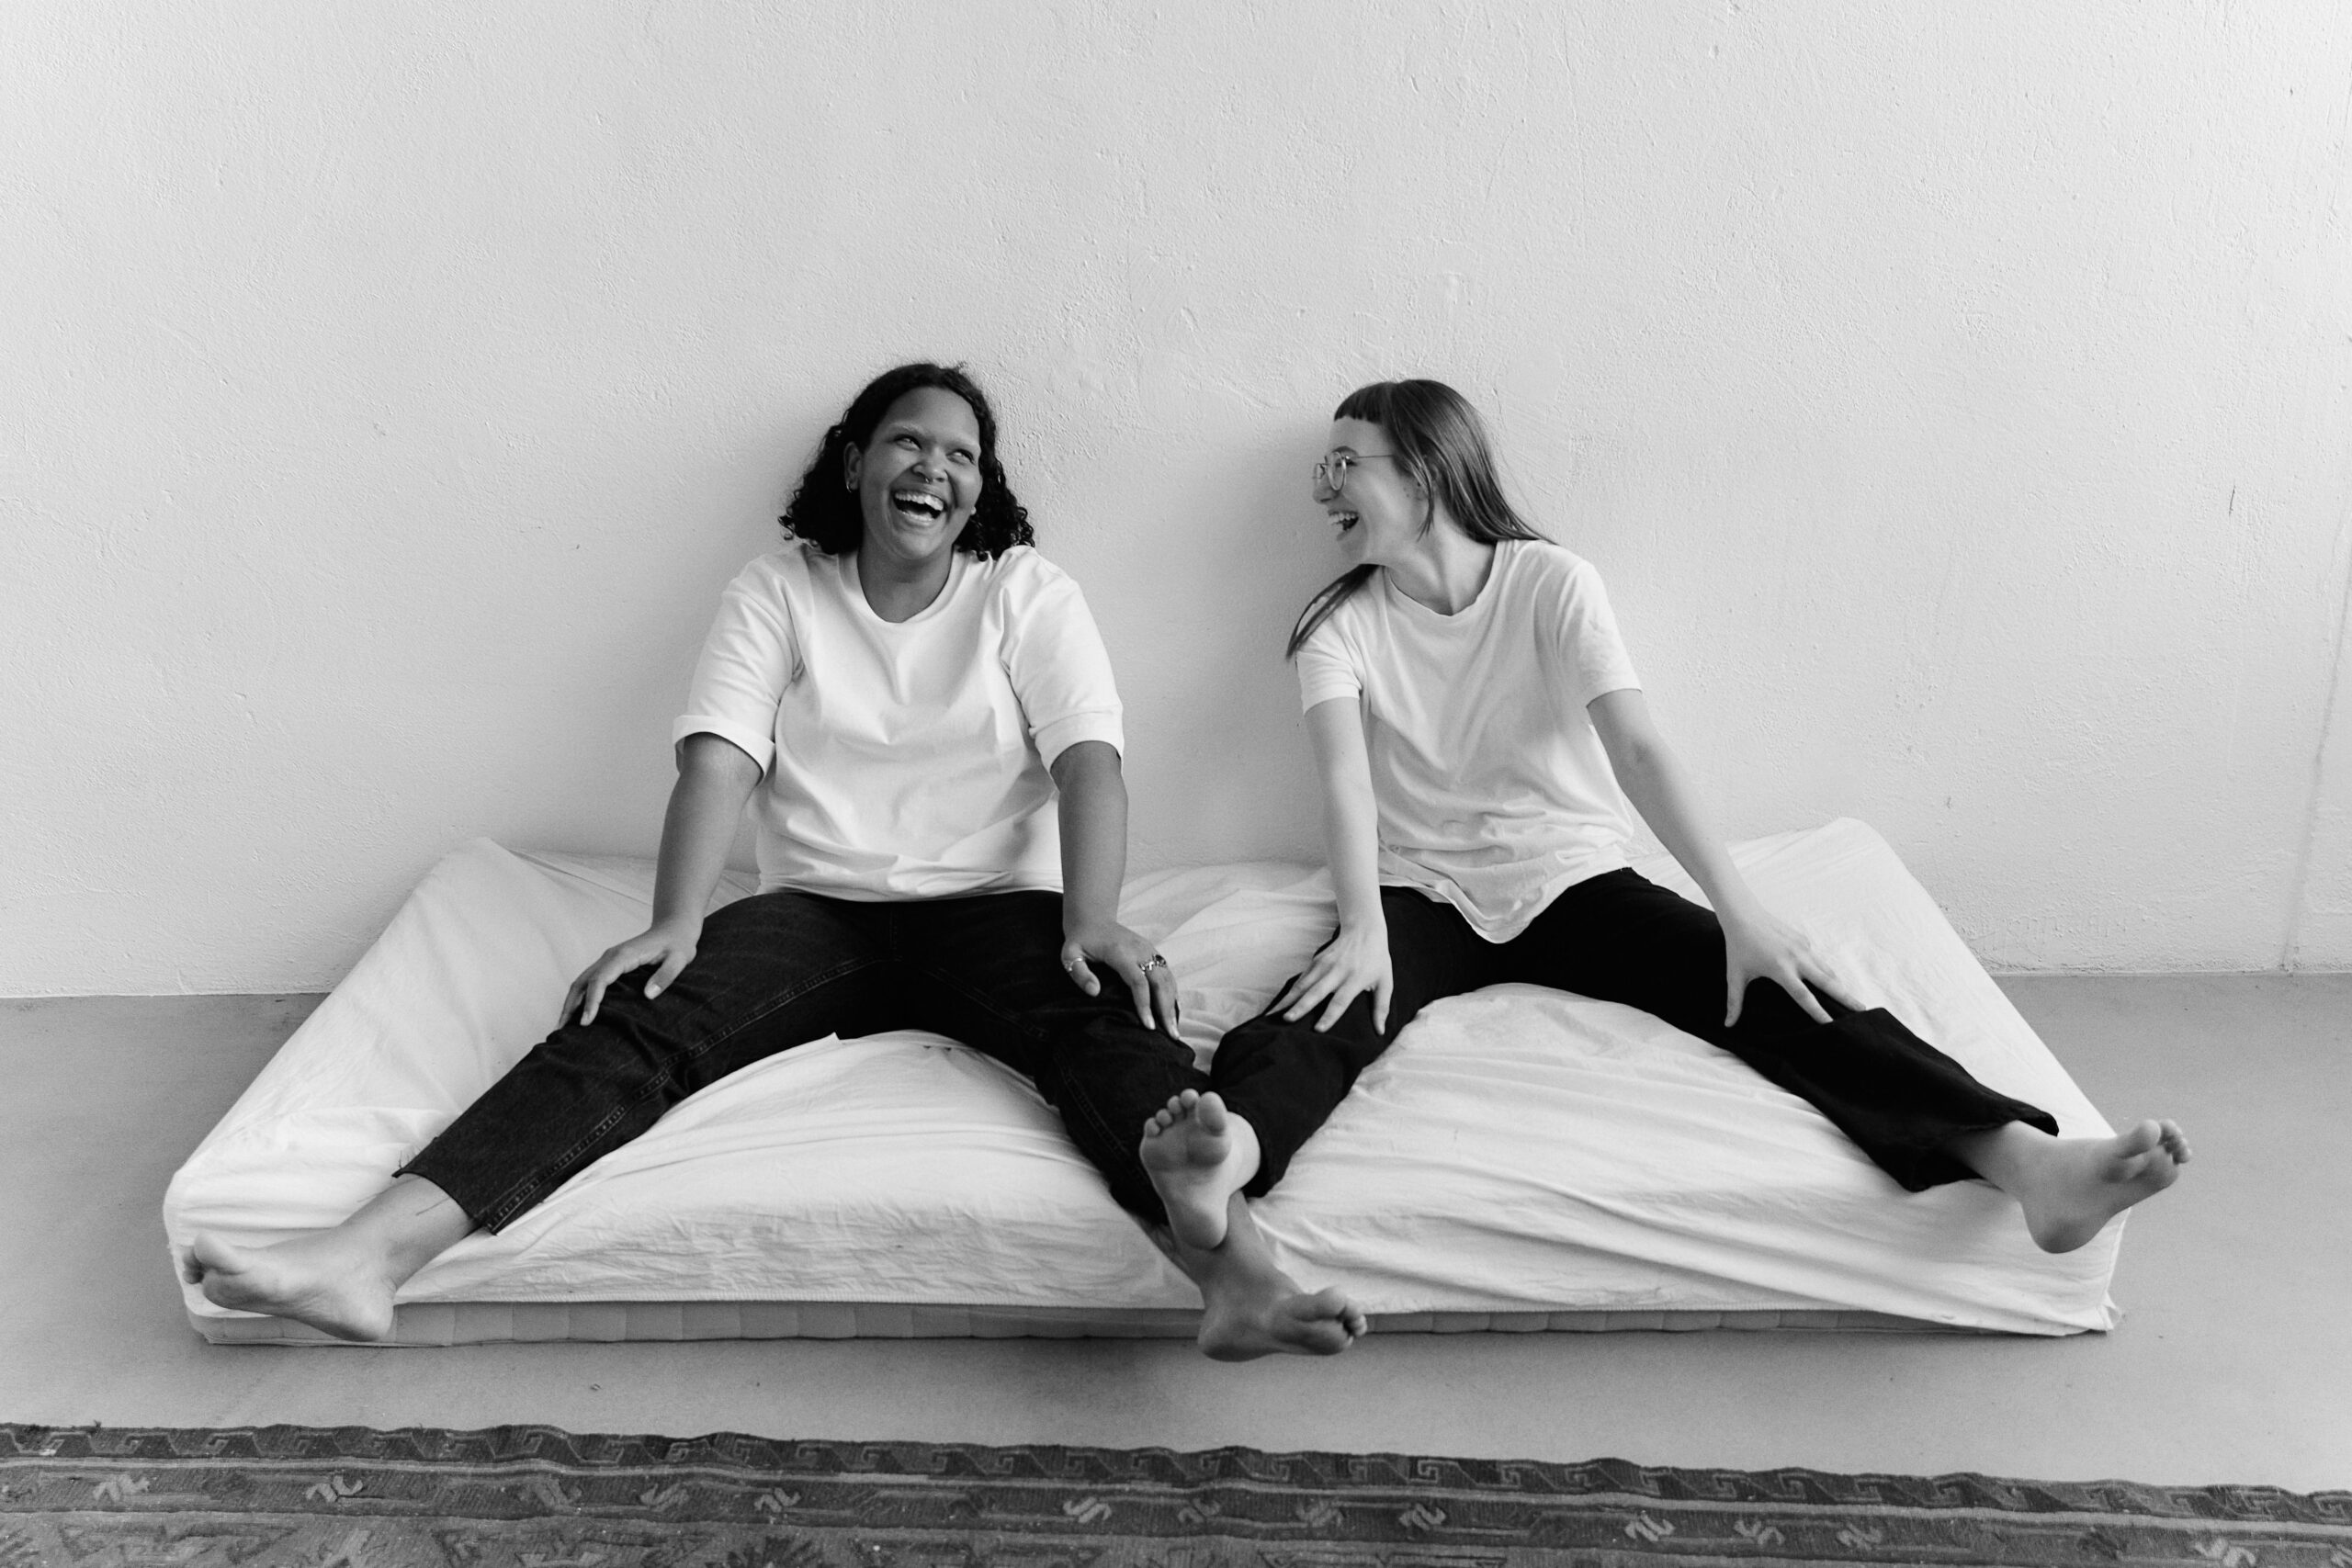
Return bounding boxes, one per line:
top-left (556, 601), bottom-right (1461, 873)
top-left (164, 818), bottom-right (2121, 1338)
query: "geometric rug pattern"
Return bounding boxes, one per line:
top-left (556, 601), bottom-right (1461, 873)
top-left (5, 1424), bottom-right (2348, 1567)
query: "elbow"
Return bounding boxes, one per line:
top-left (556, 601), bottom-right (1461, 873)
top-left (1333, 773), bottom-right (1380, 827)
top-left (1622, 737), bottom-right (1667, 781)
top-left (1609, 738), bottom-right (1671, 801)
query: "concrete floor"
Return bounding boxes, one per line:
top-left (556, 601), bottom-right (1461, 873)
top-left (2, 976), bottom-right (2345, 1493)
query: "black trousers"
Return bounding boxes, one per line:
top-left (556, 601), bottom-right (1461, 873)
top-left (1210, 870), bottom-right (2055, 1195)
top-left (402, 887), bottom-right (1206, 1230)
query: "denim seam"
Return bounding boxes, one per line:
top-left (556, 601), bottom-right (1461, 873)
top-left (913, 964), bottom-right (1143, 1189)
top-left (474, 953), bottom-right (881, 1231)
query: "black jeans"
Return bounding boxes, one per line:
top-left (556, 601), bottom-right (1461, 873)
top-left (1211, 870), bottom-right (2056, 1195)
top-left (401, 887), bottom-right (1205, 1230)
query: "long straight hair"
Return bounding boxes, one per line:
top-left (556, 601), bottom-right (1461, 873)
top-left (1285, 379), bottom-right (1546, 658)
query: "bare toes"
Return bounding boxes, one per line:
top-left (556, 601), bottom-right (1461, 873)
top-left (1306, 1287), bottom-right (1363, 1330)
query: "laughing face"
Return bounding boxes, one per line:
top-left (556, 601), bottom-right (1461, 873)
top-left (843, 387), bottom-right (985, 577)
top-left (1317, 416), bottom-right (1425, 568)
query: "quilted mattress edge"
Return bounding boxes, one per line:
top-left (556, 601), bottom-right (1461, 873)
top-left (188, 1299), bottom-right (1988, 1346)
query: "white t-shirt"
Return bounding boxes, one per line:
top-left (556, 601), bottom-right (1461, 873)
top-left (1295, 538), bottom-right (1643, 942)
top-left (674, 541), bottom-right (1125, 900)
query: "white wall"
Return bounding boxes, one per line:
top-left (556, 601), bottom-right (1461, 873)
top-left (2292, 564), bottom-right (2352, 968)
top-left (4, 1), bottom-right (2348, 994)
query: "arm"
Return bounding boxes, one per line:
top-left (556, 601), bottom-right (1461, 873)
top-left (1051, 739), bottom-right (1180, 1036)
top-left (1273, 695), bottom-right (1396, 1032)
top-left (1588, 687), bottom-right (1838, 1026)
top-left (565, 731), bottom-right (762, 1024)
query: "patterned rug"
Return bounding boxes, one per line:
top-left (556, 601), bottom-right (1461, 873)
top-left (3, 1424), bottom-right (2346, 1567)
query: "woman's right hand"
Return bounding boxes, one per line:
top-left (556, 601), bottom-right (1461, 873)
top-left (1272, 921), bottom-right (1394, 1033)
top-left (564, 919), bottom-right (702, 1026)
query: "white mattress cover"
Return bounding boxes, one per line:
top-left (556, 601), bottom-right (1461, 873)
top-left (164, 819), bottom-right (2120, 1340)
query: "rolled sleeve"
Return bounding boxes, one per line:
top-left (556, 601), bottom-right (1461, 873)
top-left (673, 558), bottom-right (797, 777)
top-left (1295, 623), bottom-right (1363, 712)
top-left (1002, 561), bottom-right (1125, 772)
top-left (1551, 559), bottom-right (1641, 708)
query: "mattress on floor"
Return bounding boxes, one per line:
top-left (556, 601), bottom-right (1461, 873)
top-left (164, 819), bottom-right (2123, 1345)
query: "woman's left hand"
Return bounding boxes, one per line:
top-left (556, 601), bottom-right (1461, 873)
top-left (1062, 920), bottom-right (1182, 1037)
top-left (1718, 901), bottom-right (1843, 1028)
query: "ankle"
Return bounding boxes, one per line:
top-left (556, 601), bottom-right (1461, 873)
top-left (1947, 1120), bottom-right (2043, 1192)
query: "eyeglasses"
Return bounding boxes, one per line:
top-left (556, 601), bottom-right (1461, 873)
top-left (1312, 451), bottom-right (1400, 496)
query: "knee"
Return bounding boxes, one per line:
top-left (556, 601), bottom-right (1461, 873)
top-left (1207, 1014), bottom-right (1284, 1076)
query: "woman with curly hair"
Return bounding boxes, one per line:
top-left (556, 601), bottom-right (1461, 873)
top-left (1139, 378), bottom-right (2188, 1266)
top-left (187, 362), bottom-right (1365, 1360)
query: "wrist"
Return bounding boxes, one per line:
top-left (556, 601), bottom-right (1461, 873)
top-left (1713, 899), bottom-right (1769, 942)
top-left (1062, 905), bottom-right (1117, 940)
top-left (1705, 880), bottom-right (1762, 921)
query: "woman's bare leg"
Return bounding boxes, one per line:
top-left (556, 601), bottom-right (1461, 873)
top-left (180, 1174), bottom-right (474, 1342)
top-left (1947, 1118), bottom-right (2192, 1253)
top-left (1140, 1090), bottom-right (1367, 1359)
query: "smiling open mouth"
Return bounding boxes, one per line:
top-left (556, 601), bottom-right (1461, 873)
top-left (891, 490), bottom-right (948, 522)
top-left (1329, 510), bottom-right (1360, 534)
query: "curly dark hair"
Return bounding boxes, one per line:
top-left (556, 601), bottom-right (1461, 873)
top-left (777, 362), bottom-right (1035, 558)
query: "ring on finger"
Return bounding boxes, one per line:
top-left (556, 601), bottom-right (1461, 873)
top-left (1139, 954), bottom-right (1169, 975)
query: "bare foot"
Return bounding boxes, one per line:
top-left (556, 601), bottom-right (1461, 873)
top-left (1198, 1273), bottom-right (1369, 1362)
top-left (1960, 1119), bottom-right (2191, 1254)
top-left (2020, 1119), bottom-right (2190, 1252)
top-left (1159, 1189), bottom-right (1369, 1361)
top-left (182, 1232), bottom-right (399, 1343)
top-left (1139, 1089), bottom-right (1258, 1250)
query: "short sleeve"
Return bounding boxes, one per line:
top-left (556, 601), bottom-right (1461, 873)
top-left (1548, 557), bottom-right (1641, 708)
top-left (1000, 556), bottom-right (1125, 769)
top-left (1294, 616), bottom-right (1363, 712)
top-left (672, 555), bottom-right (797, 775)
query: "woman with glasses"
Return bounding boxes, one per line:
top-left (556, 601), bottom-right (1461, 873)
top-left (185, 362), bottom-right (1366, 1362)
top-left (1138, 378), bottom-right (2188, 1270)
